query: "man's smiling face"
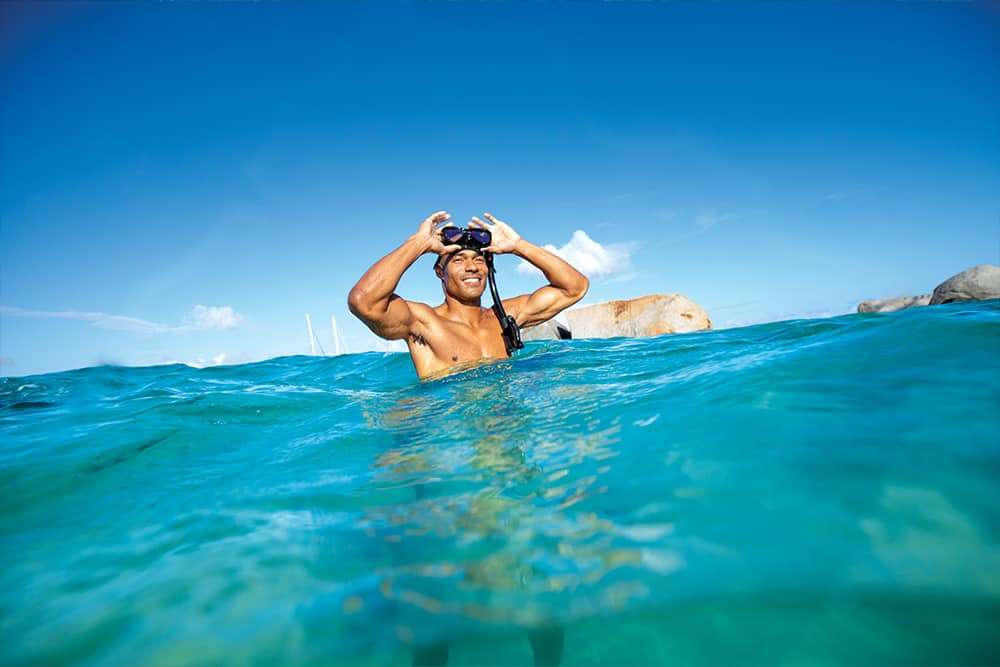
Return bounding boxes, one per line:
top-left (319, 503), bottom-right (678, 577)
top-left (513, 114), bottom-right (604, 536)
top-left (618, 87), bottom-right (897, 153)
top-left (438, 249), bottom-right (488, 300)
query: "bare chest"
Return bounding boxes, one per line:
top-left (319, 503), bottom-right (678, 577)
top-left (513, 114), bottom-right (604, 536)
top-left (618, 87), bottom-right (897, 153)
top-left (408, 310), bottom-right (508, 375)
top-left (435, 315), bottom-right (507, 362)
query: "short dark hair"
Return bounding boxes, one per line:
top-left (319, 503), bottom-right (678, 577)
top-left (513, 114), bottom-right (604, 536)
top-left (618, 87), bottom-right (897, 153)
top-left (433, 248), bottom-right (484, 273)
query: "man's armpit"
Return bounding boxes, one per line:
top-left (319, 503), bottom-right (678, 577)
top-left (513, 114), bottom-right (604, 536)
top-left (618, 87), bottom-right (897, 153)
top-left (402, 300), bottom-right (437, 342)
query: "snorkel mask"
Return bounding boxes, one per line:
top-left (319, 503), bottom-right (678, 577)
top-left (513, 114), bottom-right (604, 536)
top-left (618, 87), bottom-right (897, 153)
top-left (440, 226), bottom-right (491, 252)
top-left (436, 226), bottom-right (524, 357)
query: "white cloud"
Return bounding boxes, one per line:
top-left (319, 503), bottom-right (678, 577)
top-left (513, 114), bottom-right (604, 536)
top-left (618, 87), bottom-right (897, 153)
top-left (1, 304), bottom-right (245, 333)
top-left (192, 352), bottom-right (229, 368)
top-left (516, 230), bottom-right (632, 280)
top-left (0, 306), bottom-right (172, 333)
top-left (162, 351), bottom-right (256, 368)
top-left (822, 187), bottom-right (875, 202)
top-left (185, 305), bottom-right (243, 330)
top-left (695, 209), bottom-right (734, 230)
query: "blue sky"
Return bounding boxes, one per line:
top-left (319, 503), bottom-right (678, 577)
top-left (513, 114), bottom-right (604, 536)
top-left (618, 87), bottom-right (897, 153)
top-left (2, 0), bottom-right (998, 377)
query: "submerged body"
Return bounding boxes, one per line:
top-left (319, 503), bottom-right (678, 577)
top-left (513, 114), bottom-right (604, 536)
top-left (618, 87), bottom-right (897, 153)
top-left (348, 212), bottom-right (588, 663)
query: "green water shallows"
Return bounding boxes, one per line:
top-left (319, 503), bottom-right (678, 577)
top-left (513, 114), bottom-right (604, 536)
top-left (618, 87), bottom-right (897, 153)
top-left (1, 302), bottom-right (999, 666)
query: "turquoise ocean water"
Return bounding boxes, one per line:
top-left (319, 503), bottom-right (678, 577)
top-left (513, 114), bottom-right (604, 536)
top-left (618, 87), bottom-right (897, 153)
top-left (2, 301), bottom-right (999, 666)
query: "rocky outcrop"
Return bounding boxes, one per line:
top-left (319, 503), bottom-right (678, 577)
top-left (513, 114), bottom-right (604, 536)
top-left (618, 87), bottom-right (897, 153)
top-left (857, 295), bottom-right (931, 313)
top-left (520, 294), bottom-right (711, 341)
top-left (564, 294), bottom-right (711, 339)
top-left (929, 264), bottom-right (1000, 305)
top-left (858, 264), bottom-right (1000, 313)
top-left (520, 319), bottom-right (572, 341)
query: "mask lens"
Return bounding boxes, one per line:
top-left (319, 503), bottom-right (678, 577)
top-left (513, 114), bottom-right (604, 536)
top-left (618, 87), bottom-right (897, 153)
top-left (441, 227), bottom-right (464, 243)
top-left (468, 229), bottom-right (492, 246)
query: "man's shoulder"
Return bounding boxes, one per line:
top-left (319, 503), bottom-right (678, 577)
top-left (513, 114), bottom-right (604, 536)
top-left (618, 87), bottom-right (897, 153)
top-left (401, 299), bottom-right (439, 323)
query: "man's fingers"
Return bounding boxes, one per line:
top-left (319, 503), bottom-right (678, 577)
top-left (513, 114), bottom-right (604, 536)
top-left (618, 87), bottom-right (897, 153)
top-left (424, 210), bottom-right (450, 226)
top-left (483, 213), bottom-right (512, 230)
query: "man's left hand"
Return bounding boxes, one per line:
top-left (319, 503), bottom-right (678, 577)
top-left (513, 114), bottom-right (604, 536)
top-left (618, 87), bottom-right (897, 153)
top-left (471, 213), bottom-right (522, 254)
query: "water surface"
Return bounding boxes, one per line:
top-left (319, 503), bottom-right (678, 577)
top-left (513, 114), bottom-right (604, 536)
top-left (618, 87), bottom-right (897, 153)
top-left (2, 302), bottom-right (999, 665)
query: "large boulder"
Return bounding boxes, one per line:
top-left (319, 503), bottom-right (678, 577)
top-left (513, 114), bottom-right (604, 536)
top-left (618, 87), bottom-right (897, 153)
top-left (930, 265), bottom-right (1000, 305)
top-left (564, 294), bottom-right (711, 339)
top-left (520, 319), bottom-right (572, 341)
top-left (857, 295), bottom-right (931, 313)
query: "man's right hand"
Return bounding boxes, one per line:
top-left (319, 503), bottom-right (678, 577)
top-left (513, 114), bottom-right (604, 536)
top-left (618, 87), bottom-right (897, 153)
top-left (416, 211), bottom-right (462, 256)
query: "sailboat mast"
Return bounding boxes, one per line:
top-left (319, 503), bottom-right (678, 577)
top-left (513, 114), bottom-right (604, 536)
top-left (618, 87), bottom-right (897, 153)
top-left (332, 315), bottom-right (350, 355)
top-left (305, 313), bottom-right (317, 356)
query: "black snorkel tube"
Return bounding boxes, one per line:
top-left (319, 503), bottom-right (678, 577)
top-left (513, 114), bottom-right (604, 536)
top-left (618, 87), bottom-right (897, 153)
top-left (485, 252), bottom-right (524, 357)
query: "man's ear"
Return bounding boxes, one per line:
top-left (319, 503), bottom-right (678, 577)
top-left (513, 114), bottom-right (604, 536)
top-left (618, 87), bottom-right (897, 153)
top-left (434, 260), bottom-right (445, 280)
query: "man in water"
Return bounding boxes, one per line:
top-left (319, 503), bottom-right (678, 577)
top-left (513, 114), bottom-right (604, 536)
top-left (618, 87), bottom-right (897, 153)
top-left (348, 211), bottom-right (588, 665)
top-left (348, 210), bottom-right (589, 379)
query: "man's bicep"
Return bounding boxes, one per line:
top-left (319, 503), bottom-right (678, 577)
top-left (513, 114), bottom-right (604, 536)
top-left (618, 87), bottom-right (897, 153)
top-left (362, 295), bottom-right (419, 340)
top-left (509, 287), bottom-right (577, 329)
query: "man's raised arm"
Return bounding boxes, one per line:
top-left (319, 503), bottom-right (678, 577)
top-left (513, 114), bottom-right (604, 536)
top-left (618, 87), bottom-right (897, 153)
top-left (347, 211), bottom-right (458, 340)
top-left (474, 213), bottom-right (589, 328)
